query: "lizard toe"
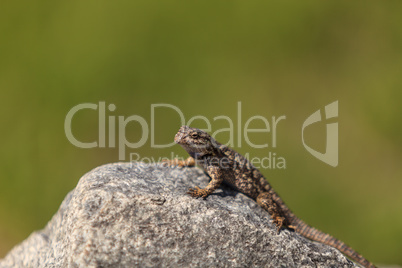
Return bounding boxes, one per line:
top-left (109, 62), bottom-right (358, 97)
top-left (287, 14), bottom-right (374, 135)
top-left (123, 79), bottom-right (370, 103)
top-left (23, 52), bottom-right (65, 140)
top-left (187, 186), bottom-right (207, 198)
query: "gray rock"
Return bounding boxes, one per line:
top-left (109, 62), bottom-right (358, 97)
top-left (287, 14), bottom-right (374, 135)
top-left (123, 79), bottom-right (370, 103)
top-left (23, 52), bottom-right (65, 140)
top-left (0, 162), bottom-right (358, 267)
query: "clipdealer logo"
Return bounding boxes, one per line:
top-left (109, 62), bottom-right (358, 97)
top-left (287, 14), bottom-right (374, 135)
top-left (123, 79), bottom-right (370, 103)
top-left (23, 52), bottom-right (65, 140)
top-left (64, 101), bottom-right (338, 168)
top-left (302, 101), bottom-right (338, 167)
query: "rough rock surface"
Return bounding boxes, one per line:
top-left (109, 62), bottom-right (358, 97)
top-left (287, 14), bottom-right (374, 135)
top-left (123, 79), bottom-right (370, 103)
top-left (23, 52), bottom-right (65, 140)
top-left (0, 162), bottom-right (358, 267)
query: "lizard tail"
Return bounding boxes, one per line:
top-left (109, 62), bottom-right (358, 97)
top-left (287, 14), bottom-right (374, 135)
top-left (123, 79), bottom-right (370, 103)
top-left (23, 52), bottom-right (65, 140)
top-left (291, 218), bottom-right (376, 268)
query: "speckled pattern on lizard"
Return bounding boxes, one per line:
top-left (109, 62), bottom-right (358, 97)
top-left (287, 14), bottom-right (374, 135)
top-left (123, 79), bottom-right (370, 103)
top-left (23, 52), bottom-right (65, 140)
top-left (166, 125), bottom-right (376, 268)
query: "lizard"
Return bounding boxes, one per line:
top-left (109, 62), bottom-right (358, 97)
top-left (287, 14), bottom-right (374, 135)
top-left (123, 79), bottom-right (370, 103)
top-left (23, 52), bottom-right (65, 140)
top-left (166, 125), bottom-right (376, 268)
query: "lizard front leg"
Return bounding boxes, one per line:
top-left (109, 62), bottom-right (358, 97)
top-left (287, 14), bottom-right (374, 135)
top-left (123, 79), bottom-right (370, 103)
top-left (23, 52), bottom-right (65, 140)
top-left (162, 156), bottom-right (195, 167)
top-left (188, 165), bottom-right (223, 198)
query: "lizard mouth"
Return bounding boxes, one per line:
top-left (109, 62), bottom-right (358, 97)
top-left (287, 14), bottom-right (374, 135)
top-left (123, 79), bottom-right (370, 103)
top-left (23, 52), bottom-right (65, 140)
top-left (174, 132), bottom-right (185, 144)
top-left (174, 126), bottom-right (190, 145)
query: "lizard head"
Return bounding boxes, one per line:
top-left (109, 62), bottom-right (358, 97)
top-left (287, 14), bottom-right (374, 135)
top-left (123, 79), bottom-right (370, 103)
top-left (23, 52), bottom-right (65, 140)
top-left (174, 126), bottom-right (217, 158)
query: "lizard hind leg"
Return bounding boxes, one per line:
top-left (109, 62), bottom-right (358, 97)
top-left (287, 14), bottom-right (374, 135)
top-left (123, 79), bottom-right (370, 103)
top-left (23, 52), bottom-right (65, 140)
top-left (257, 192), bottom-right (286, 233)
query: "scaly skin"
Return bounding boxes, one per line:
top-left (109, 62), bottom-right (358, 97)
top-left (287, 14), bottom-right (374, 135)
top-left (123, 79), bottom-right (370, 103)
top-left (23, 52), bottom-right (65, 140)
top-left (167, 125), bottom-right (376, 268)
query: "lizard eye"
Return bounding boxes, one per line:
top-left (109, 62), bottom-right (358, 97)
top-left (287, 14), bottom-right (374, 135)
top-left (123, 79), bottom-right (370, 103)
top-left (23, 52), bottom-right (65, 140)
top-left (190, 132), bottom-right (198, 138)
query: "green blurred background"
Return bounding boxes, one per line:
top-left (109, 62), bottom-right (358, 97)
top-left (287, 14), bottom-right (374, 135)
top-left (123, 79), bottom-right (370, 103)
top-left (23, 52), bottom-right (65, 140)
top-left (1, 0), bottom-right (401, 265)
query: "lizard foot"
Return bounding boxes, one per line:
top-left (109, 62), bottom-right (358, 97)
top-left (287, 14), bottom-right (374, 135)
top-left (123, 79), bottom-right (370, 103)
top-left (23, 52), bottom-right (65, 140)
top-left (187, 186), bottom-right (209, 198)
top-left (161, 157), bottom-right (195, 168)
top-left (273, 216), bottom-right (285, 233)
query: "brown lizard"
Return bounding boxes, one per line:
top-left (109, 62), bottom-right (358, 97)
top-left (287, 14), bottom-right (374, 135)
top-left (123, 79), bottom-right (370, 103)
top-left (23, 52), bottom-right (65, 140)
top-left (167, 125), bottom-right (376, 268)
